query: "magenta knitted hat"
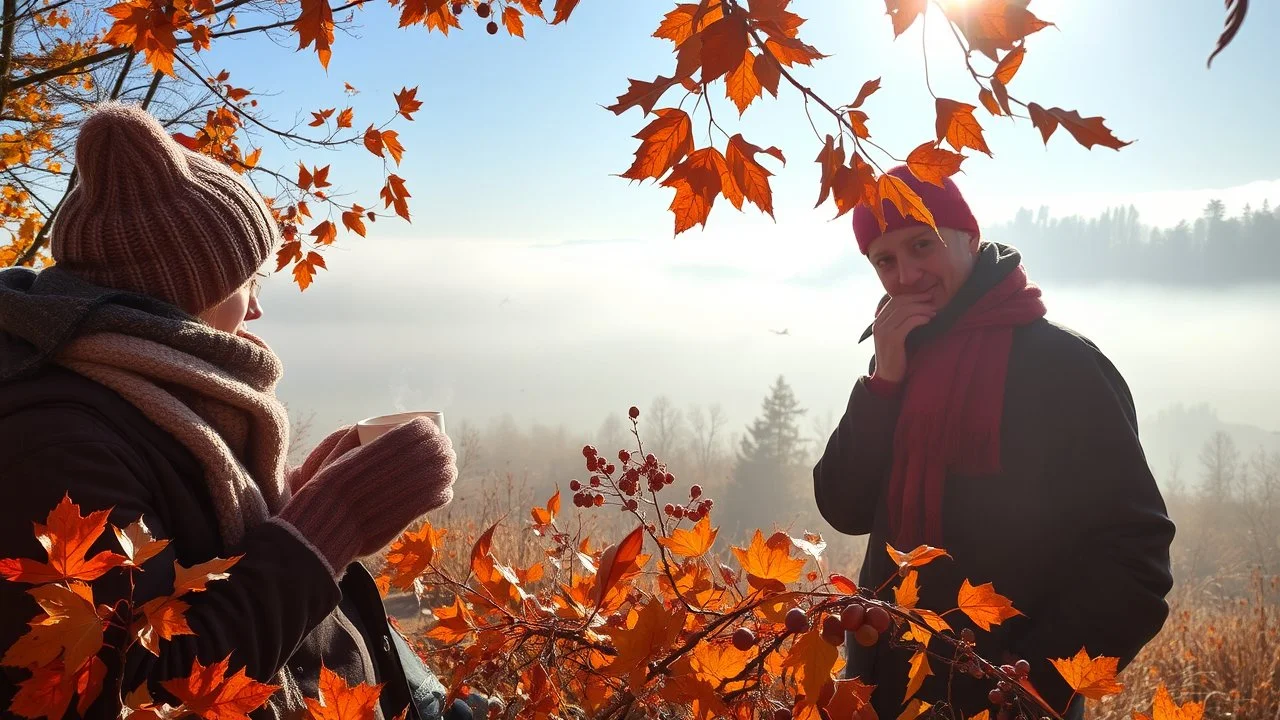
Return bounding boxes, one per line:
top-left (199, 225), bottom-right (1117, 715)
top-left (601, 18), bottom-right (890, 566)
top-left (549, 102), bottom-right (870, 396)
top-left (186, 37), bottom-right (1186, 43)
top-left (51, 103), bottom-right (280, 315)
top-left (852, 165), bottom-right (980, 254)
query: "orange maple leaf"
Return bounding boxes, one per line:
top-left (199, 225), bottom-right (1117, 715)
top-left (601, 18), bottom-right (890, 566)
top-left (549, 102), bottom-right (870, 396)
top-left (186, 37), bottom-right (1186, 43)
top-left (550, 0), bottom-right (579, 24)
top-left (161, 656), bottom-right (278, 720)
top-left (134, 596), bottom-right (193, 655)
top-left (172, 556), bottom-right (240, 595)
top-left (293, 251), bottom-right (327, 291)
top-left (661, 147), bottom-right (723, 234)
top-left (0, 495), bottom-right (125, 584)
top-left (894, 569), bottom-right (920, 609)
top-left (425, 596), bottom-right (474, 644)
top-left (604, 599), bottom-right (685, 677)
top-left (852, 77), bottom-right (881, 108)
top-left (935, 98), bottom-right (991, 156)
top-left (754, 53), bottom-right (781, 97)
top-left (832, 153), bottom-right (879, 222)
top-left (8, 658), bottom-right (76, 720)
top-left (884, 0), bottom-right (926, 36)
top-left (659, 515), bottom-right (718, 558)
top-left (293, 0), bottom-right (335, 68)
top-left (619, 108), bottom-right (693, 182)
top-left (1049, 648), bottom-right (1124, 700)
top-left (978, 88), bottom-right (1002, 116)
top-left (732, 530), bottom-right (806, 590)
top-left (699, 15), bottom-right (750, 83)
top-left (886, 543), bottom-right (950, 570)
top-left (956, 579), bottom-right (1022, 631)
top-left (725, 134), bottom-right (785, 218)
top-left (653, 3), bottom-right (722, 46)
top-left (308, 108), bottom-right (335, 126)
top-left (310, 220), bottom-right (337, 246)
top-left (1135, 685), bottom-right (1205, 720)
top-left (878, 173), bottom-right (938, 234)
top-left (276, 240), bottom-right (303, 272)
top-left (905, 142), bottom-right (965, 187)
top-left (606, 76), bottom-right (679, 116)
top-left (530, 489), bottom-right (560, 527)
top-left (393, 87), bottom-right (422, 121)
top-left (335, 107), bottom-right (354, 129)
top-left (2, 582), bottom-right (104, 673)
top-left (342, 205), bottom-right (367, 237)
top-left (385, 521), bottom-right (446, 591)
top-left (846, 110), bottom-right (871, 139)
top-left (102, 0), bottom-right (179, 75)
top-left (304, 665), bottom-right (383, 720)
top-left (781, 627), bottom-right (840, 700)
top-left (822, 676), bottom-right (876, 720)
top-left (949, 0), bottom-right (1052, 61)
top-left (904, 649), bottom-right (932, 702)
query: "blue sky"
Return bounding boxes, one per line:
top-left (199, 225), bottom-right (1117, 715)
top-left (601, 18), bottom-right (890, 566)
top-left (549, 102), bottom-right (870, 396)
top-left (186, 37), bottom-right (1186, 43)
top-left (203, 0), bottom-right (1280, 248)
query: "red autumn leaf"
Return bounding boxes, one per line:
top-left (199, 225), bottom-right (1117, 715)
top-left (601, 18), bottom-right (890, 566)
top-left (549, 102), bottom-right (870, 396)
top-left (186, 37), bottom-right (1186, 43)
top-left (304, 665), bottom-right (383, 720)
top-left (134, 595), bottom-right (193, 655)
top-left (725, 133), bottom-right (785, 218)
top-left (754, 53), bottom-right (781, 97)
top-left (780, 627), bottom-right (840, 700)
top-left (293, 0), bottom-right (335, 68)
top-left (852, 77), bottom-right (881, 108)
top-left (905, 142), bottom-right (966, 187)
top-left (878, 172), bottom-right (938, 234)
top-left (661, 147), bottom-right (723, 234)
top-left (381, 174), bottom-right (411, 221)
top-left (764, 34), bottom-right (824, 67)
top-left (1027, 104), bottom-right (1131, 151)
top-left (606, 76), bottom-right (678, 116)
top-left (619, 108), bottom-right (694, 182)
top-left (992, 79), bottom-right (1013, 115)
top-left (425, 595), bottom-right (473, 644)
top-left (978, 88), bottom-right (1002, 116)
top-left (698, 15), bottom-right (750, 83)
top-left (813, 134), bottom-right (844, 208)
top-left (829, 573), bottom-right (858, 594)
top-left (397, 0), bottom-right (447, 28)
top-left (1050, 649), bottom-right (1124, 700)
top-left (654, 3), bottom-right (722, 46)
top-left (530, 489), bottom-right (560, 526)
top-left (593, 525), bottom-right (644, 607)
top-left (935, 98), bottom-right (992, 156)
top-left (334, 107), bottom-right (354, 129)
top-left (604, 599), bottom-right (686, 676)
top-left (725, 50), bottom-right (762, 115)
top-left (276, 240), bottom-right (303, 272)
top-left (550, 0), bottom-right (579, 24)
top-left (0, 495), bottom-right (125, 584)
top-left (385, 522), bottom-right (446, 591)
top-left (501, 6), bottom-right (524, 37)
top-left (393, 87), bottom-right (422, 120)
top-left (310, 220), bottom-right (337, 246)
top-left (823, 677), bottom-right (876, 720)
top-left (8, 659), bottom-right (76, 720)
top-left (949, 0), bottom-right (1052, 61)
top-left (514, 0), bottom-right (544, 19)
top-left (341, 205), bottom-right (367, 237)
top-left (847, 110), bottom-right (870, 139)
top-left (831, 153), bottom-right (879, 221)
top-left (994, 45), bottom-right (1025, 85)
top-left (161, 656), bottom-right (279, 720)
top-left (309, 108), bottom-right (335, 126)
top-left (895, 569), bottom-right (920, 609)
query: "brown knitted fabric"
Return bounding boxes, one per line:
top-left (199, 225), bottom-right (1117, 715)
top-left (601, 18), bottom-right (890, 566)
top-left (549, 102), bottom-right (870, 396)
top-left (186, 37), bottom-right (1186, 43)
top-left (52, 103), bottom-right (280, 315)
top-left (286, 425), bottom-right (360, 494)
top-left (278, 417), bottom-right (456, 576)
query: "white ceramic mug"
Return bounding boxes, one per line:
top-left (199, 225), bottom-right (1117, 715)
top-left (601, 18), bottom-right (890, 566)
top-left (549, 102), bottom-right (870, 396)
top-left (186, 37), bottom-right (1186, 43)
top-left (356, 411), bottom-right (445, 445)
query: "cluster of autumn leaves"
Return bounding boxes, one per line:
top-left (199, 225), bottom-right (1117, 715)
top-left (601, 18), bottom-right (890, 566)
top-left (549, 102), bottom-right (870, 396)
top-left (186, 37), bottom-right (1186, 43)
top-left (2, 427), bottom-right (1206, 720)
top-left (2, 0), bottom-right (1134, 289)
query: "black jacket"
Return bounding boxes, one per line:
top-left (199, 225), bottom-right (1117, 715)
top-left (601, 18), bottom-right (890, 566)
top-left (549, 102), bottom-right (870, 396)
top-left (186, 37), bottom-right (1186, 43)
top-left (813, 244), bottom-right (1175, 719)
top-left (0, 271), bottom-right (449, 719)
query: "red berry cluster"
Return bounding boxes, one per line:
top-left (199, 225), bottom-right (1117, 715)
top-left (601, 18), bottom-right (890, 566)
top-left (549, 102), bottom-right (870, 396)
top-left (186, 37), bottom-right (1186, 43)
top-left (987, 661), bottom-right (1032, 717)
top-left (662, 484), bottom-right (712, 522)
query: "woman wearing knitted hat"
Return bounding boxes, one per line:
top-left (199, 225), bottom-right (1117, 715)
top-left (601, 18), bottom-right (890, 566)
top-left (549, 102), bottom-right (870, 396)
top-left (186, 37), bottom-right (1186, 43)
top-left (0, 103), bottom-right (467, 719)
top-left (814, 166), bottom-right (1176, 720)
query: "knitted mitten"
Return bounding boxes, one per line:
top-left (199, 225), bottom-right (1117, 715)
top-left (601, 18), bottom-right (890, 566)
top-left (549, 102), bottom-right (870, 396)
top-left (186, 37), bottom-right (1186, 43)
top-left (278, 417), bottom-right (456, 574)
top-left (287, 425), bottom-right (361, 494)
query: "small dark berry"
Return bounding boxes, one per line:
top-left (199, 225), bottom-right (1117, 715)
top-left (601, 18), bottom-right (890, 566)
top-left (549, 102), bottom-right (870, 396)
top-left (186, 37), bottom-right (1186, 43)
top-left (732, 627), bottom-right (756, 651)
top-left (989, 689), bottom-right (1005, 706)
top-left (593, 494), bottom-right (604, 507)
top-left (625, 499), bottom-right (639, 512)
top-left (569, 479), bottom-right (581, 492)
top-left (475, 1), bottom-right (490, 17)
top-left (839, 605), bottom-right (865, 632)
top-left (664, 503), bottom-right (675, 516)
top-left (485, 18), bottom-right (497, 32)
top-left (672, 506), bottom-right (685, 519)
top-left (590, 476), bottom-right (600, 487)
top-left (853, 624), bottom-right (879, 646)
top-left (865, 606), bottom-right (891, 634)
top-left (821, 616), bottom-right (845, 646)
top-left (784, 608), bottom-right (809, 634)
top-left (690, 484), bottom-right (702, 499)
top-left (605, 463), bottom-right (616, 475)
top-left (1015, 659), bottom-right (1031, 677)
top-left (645, 453), bottom-right (656, 465)
top-left (583, 445), bottom-right (596, 458)
top-left (629, 406), bottom-right (640, 419)
top-left (961, 628), bottom-right (976, 644)
top-left (618, 450), bottom-right (631, 463)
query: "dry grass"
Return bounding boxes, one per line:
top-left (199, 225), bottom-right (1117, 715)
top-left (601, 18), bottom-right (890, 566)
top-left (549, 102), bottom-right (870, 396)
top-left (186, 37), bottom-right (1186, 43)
top-left (1087, 571), bottom-right (1280, 720)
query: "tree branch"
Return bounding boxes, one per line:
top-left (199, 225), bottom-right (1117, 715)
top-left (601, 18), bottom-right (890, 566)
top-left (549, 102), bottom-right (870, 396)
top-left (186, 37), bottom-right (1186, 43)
top-left (0, 0), bottom-right (20, 115)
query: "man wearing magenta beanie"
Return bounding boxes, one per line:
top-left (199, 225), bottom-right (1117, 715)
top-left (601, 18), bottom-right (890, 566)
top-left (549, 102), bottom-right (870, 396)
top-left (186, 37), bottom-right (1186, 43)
top-left (814, 166), bottom-right (1175, 719)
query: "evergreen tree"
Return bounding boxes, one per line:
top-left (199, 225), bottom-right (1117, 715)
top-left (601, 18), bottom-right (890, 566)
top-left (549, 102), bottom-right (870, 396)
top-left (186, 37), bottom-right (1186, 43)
top-left (724, 376), bottom-right (808, 537)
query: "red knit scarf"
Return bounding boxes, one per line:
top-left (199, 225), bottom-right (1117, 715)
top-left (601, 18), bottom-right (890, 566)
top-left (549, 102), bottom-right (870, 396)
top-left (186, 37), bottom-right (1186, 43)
top-left (887, 265), bottom-right (1047, 548)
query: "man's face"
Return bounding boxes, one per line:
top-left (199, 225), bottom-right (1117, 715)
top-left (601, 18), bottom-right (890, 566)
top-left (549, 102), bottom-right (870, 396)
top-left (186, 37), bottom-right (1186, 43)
top-left (866, 225), bottom-right (979, 309)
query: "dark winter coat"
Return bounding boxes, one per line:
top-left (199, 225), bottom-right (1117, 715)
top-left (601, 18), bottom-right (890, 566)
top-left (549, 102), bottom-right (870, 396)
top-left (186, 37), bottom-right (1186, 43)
top-left (0, 270), bottom-right (453, 720)
top-left (813, 243), bottom-right (1176, 719)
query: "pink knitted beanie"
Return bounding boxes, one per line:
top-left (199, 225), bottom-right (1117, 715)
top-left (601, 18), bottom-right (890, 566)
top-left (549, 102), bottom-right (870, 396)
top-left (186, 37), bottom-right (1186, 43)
top-left (51, 103), bottom-right (280, 315)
